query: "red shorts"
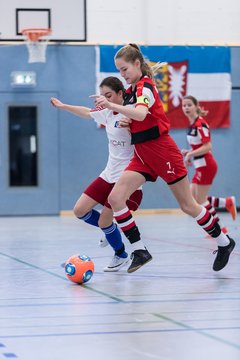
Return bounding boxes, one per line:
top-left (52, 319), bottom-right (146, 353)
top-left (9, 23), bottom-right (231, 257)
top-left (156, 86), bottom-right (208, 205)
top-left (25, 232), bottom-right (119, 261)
top-left (126, 134), bottom-right (187, 184)
top-left (192, 157), bottom-right (218, 185)
top-left (83, 176), bottom-right (142, 211)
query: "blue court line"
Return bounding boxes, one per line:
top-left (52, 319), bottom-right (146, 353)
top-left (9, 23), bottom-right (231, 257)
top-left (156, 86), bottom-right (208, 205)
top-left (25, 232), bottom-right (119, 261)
top-left (0, 309), bottom-right (240, 321)
top-left (0, 326), bottom-right (240, 349)
top-left (102, 273), bottom-right (240, 280)
top-left (1, 320), bottom-right (165, 329)
top-left (0, 311), bottom-right (239, 322)
top-left (0, 320), bottom-right (239, 330)
top-left (152, 313), bottom-right (240, 350)
top-left (1, 287), bottom-right (239, 302)
top-left (0, 296), bottom-right (239, 308)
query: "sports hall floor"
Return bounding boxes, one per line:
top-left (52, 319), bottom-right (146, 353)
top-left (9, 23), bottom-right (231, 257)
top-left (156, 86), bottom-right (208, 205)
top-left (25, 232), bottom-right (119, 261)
top-left (0, 212), bottom-right (239, 360)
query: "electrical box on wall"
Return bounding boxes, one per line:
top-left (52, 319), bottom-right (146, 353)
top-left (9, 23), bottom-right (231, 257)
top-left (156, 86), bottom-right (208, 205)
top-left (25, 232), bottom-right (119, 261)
top-left (10, 71), bottom-right (36, 87)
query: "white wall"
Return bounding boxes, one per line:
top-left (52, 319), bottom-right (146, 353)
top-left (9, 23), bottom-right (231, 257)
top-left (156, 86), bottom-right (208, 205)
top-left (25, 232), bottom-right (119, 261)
top-left (87, 0), bottom-right (240, 45)
top-left (0, 0), bottom-right (239, 44)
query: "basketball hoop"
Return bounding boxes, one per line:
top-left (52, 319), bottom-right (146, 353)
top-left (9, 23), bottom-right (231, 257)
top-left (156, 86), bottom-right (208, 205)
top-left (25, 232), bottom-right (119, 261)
top-left (22, 28), bottom-right (51, 63)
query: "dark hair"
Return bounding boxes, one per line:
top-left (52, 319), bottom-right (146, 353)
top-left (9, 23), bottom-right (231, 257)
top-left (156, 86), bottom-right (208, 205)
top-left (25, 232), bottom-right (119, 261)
top-left (183, 95), bottom-right (209, 116)
top-left (100, 76), bottom-right (125, 94)
top-left (114, 43), bottom-right (154, 79)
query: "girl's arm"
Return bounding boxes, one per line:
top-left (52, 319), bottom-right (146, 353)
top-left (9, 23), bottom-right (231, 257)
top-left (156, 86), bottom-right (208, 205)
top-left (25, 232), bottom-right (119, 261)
top-left (50, 97), bottom-right (92, 119)
top-left (185, 142), bottom-right (212, 160)
top-left (91, 95), bottom-right (148, 121)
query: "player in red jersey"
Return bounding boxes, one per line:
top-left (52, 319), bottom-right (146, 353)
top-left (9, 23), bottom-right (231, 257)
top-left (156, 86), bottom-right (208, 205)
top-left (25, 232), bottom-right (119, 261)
top-left (93, 44), bottom-right (235, 273)
top-left (181, 95), bottom-right (237, 233)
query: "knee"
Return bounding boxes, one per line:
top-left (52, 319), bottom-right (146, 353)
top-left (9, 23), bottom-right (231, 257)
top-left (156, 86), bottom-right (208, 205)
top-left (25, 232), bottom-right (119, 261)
top-left (73, 203), bottom-right (87, 218)
top-left (180, 202), bottom-right (198, 216)
top-left (179, 200), bottom-right (198, 217)
top-left (180, 204), bottom-right (191, 216)
top-left (108, 191), bottom-right (122, 209)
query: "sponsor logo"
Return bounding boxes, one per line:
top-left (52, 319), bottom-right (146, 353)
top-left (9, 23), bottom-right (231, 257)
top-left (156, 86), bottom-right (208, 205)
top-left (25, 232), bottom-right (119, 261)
top-left (110, 140), bottom-right (126, 147)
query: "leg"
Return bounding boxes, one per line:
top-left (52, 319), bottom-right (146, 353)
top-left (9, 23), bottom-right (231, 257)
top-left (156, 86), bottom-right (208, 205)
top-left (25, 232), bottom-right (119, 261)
top-left (190, 164), bottom-right (228, 232)
top-left (74, 176), bottom-right (114, 225)
top-left (108, 171), bottom-right (146, 243)
top-left (99, 207), bottom-right (129, 272)
top-left (108, 170), bottom-right (145, 211)
top-left (108, 171), bottom-right (152, 273)
top-left (208, 195), bottom-right (237, 220)
top-left (169, 177), bottom-right (203, 217)
top-left (73, 193), bottom-right (101, 226)
top-left (98, 206), bottom-right (114, 228)
top-left (99, 206), bottom-right (128, 257)
top-left (169, 177), bottom-right (235, 271)
top-left (190, 183), bottom-right (210, 205)
top-left (74, 189), bottom-right (128, 272)
top-left (191, 183), bottom-right (227, 233)
top-left (73, 193), bottom-right (99, 218)
top-left (74, 178), bottom-right (128, 271)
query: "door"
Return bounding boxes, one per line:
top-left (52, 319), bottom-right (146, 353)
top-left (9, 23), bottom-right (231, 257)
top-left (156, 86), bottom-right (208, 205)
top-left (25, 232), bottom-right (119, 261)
top-left (0, 92), bottom-right (59, 215)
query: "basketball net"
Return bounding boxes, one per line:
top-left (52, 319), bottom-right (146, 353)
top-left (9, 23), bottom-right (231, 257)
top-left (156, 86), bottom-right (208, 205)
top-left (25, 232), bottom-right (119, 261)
top-left (22, 28), bottom-right (51, 63)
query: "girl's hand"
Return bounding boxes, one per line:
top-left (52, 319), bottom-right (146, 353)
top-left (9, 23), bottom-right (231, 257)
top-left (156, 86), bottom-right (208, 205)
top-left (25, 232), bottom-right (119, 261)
top-left (181, 148), bottom-right (189, 156)
top-left (118, 117), bottom-right (132, 128)
top-left (89, 95), bottom-right (111, 109)
top-left (50, 97), bottom-right (64, 108)
top-left (184, 152), bottom-right (192, 167)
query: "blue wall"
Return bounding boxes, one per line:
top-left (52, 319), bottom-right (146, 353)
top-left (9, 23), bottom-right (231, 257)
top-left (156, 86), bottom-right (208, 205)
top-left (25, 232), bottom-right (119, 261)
top-left (0, 44), bottom-right (239, 211)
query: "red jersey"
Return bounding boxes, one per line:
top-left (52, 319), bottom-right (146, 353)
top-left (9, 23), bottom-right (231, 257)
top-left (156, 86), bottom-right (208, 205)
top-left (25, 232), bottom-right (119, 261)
top-left (187, 117), bottom-right (215, 169)
top-left (124, 76), bottom-right (170, 144)
top-left (123, 76), bottom-right (187, 184)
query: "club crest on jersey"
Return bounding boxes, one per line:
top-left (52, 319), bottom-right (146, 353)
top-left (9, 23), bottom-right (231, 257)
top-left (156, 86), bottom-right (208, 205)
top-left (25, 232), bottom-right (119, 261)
top-left (114, 121), bottom-right (120, 128)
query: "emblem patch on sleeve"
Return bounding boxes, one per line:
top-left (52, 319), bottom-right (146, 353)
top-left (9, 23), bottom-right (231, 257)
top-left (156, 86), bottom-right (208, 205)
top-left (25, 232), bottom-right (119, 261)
top-left (137, 95), bottom-right (150, 106)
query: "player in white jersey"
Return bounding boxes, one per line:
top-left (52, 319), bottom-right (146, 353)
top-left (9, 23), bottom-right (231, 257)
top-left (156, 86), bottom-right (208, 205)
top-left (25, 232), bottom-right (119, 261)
top-left (51, 77), bottom-right (143, 272)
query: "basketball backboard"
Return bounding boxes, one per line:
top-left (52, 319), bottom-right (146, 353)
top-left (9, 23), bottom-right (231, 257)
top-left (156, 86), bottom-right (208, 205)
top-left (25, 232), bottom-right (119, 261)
top-left (0, 0), bottom-right (86, 42)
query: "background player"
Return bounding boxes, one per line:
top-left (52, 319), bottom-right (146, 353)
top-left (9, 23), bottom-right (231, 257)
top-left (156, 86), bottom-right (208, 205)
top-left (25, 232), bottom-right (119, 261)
top-left (181, 95), bottom-right (237, 234)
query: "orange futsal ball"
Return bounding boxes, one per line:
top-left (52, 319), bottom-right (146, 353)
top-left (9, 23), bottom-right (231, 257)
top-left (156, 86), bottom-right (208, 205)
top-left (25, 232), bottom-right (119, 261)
top-left (64, 254), bottom-right (94, 284)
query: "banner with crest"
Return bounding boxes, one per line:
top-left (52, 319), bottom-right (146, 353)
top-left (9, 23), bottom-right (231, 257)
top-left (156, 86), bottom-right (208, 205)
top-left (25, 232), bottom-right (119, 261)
top-left (95, 45), bottom-right (231, 128)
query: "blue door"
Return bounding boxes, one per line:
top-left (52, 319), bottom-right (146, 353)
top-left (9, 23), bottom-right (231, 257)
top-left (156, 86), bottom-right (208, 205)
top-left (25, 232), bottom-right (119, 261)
top-left (0, 92), bottom-right (59, 215)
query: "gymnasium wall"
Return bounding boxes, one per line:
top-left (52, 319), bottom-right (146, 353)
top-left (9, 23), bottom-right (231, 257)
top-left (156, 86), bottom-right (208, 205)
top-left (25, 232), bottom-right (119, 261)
top-left (0, 44), bottom-right (239, 211)
top-left (0, 0), bottom-right (238, 45)
top-left (86, 0), bottom-right (239, 46)
top-left (0, 0), bottom-right (239, 213)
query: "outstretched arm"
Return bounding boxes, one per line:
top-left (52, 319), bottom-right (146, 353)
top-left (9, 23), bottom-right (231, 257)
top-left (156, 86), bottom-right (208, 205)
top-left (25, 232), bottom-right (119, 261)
top-left (50, 97), bottom-right (92, 119)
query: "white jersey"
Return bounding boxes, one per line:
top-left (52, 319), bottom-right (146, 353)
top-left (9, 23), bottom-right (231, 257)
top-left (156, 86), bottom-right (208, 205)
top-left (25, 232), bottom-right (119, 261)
top-left (90, 108), bottom-right (134, 183)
